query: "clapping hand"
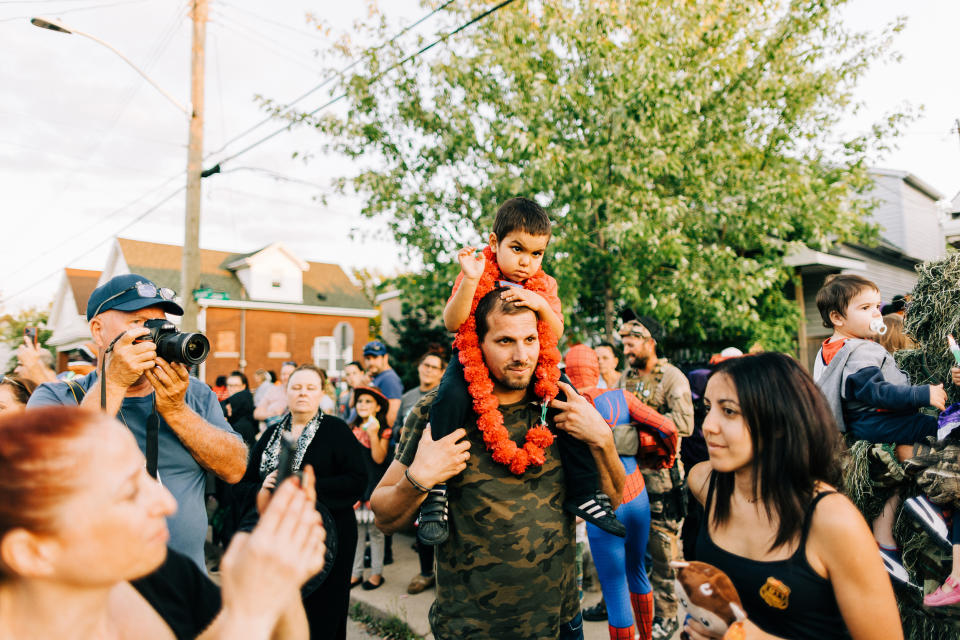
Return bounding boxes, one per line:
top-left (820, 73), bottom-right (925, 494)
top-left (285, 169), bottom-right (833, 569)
top-left (222, 465), bottom-right (326, 619)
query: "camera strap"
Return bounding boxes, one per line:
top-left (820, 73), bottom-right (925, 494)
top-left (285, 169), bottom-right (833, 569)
top-left (101, 333), bottom-right (160, 480)
top-left (145, 407), bottom-right (159, 480)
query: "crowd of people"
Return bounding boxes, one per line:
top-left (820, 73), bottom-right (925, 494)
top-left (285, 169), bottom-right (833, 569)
top-left (4, 197), bottom-right (954, 640)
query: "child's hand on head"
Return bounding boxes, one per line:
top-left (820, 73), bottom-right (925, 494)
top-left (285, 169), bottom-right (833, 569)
top-left (930, 383), bottom-right (947, 411)
top-left (500, 287), bottom-right (547, 313)
top-left (457, 247), bottom-right (485, 281)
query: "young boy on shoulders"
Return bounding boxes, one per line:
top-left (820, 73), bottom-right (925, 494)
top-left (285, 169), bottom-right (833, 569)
top-left (416, 197), bottom-right (625, 546)
top-left (813, 273), bottom-right (947, 591)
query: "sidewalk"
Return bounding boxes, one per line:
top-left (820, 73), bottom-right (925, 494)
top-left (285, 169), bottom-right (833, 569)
top-left (349, 531), bottom-right (610, 640)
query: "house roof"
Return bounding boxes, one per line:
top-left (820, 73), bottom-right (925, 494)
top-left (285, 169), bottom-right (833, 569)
top-left (115, 238), bottom-right (372, 310)
top-left (870, 168), bottom-right (945, 202)
top-left (64, 268), bottom-right (102, 316)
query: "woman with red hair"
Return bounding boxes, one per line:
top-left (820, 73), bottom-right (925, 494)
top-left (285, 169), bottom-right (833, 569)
top-left (0, 406), bottom-right (325, 639)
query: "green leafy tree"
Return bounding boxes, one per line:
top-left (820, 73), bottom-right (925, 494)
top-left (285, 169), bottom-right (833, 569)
top-left (281, 0), bottom-right (907, 352)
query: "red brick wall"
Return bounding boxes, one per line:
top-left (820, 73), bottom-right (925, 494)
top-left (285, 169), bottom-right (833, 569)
top-left (202, 307), bottom-right (370, 384)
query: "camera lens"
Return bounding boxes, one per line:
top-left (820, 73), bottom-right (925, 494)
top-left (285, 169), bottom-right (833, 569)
top-left (180, 333), bottom-right (210, 365)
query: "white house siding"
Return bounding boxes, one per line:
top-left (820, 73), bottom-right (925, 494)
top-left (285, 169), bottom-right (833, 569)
top-left (840, 249), bottom-right (919, 303)
top-left (868, 175), bottom-right (906, 251)
top-left (901, 182), bottom-right (946, 261)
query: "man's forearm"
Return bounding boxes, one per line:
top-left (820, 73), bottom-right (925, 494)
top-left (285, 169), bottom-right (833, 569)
top-left (163, 406), bottom-right (248, 482)
top-left (370, 463), bottom-right (430, 535)
top-left (80, 379), bottom-right (126, 415)
top-left (591, 438), bottom-right (625, 509)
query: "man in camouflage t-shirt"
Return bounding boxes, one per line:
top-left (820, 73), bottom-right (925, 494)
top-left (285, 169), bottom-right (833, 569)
top-left (371, 289), bottom-right (625, 640)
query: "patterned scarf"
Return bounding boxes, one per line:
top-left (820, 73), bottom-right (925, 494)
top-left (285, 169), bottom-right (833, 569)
top-left (259, 411), bottom-right (324, 480)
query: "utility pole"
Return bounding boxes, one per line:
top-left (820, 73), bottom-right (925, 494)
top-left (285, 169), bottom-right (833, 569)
top-left (181, 0), bottom-right (207, 331)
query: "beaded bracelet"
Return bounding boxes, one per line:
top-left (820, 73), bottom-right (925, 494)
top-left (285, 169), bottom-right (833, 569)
top-left (404, 468), bottom-right (430, 493)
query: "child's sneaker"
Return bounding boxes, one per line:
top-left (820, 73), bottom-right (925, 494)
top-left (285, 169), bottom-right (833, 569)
top-left (905, 495), bottom-right (952, 551)
top-left (924, 576), bottom-right (960, 607)
top-left (564, 492), bottom-right (626, 537)
top-left (417, 485), bottom-right (449, 546)
top-left (879, 546), bottom-right (919, 590)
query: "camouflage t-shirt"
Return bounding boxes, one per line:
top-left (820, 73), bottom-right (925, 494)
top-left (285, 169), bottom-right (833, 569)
top-left (397, 390), bottom-right (579, 640)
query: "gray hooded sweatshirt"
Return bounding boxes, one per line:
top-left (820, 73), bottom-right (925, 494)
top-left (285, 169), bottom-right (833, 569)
top-left (812, 338), bottom-right (920, 433)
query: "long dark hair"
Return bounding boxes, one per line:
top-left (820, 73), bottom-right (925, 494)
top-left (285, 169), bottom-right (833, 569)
top-left (708, 352), bottom-right (842, 550)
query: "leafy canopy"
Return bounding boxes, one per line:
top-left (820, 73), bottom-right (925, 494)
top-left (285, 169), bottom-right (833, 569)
top-left (280, 0), bottom-right (906, 353)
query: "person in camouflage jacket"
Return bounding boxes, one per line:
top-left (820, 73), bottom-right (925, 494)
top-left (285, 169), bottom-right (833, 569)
top-left (371, 290), bottom-right (625, 640)
top-left (618, 319), bottom-right (694, 639)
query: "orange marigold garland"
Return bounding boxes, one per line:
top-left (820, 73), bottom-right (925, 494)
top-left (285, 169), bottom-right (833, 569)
top-left (454, 246), bottom-right (561, 475)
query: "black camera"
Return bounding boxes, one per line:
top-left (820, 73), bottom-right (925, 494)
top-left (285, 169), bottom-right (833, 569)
top-left (136, 319), bottom-right (210, 365)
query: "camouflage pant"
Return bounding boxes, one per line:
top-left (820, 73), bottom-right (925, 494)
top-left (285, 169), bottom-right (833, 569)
top-left (642, 467), bottom-right (683, 620)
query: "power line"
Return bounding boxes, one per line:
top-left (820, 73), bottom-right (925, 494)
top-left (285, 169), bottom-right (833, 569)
top-left (205, 0), bottom-right (516, 171)
top-left (0, 0), bottom-right (153, 22)
top-left (209, 8), bottom-right (321, 71)
top-left (1, 170), bottom-right (186, 279)
top-left (0, 185), bottom-right (185, 305)
top-left (203, 0), bottom-right (457, 160)
top-left (218, 1), bottom-right (328, 43)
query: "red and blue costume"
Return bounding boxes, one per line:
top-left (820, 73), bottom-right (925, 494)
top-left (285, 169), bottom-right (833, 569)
top-left (565, 345), bottom-right (678, 640)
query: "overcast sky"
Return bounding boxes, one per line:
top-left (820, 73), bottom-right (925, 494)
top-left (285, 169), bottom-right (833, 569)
top-left (1, 0), bottom-right (958, 315)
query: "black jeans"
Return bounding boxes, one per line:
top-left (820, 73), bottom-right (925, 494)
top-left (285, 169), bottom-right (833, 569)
top-left (558, 612), bottom-right (584, 640)
top-left (429, 351), bottom-right (598, 494)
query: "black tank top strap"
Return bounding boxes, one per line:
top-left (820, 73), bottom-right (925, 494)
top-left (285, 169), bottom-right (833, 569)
top-left (798, 490), bottom-right (838, 548)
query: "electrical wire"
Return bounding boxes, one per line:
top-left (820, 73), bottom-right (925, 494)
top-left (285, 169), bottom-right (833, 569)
top-left (208, 10), bottom-right (321, 73)
top-left (205, 0), bottom-right (516, 171)
top-left (0, 0), bottom-right (153, 22)
top-left (12, 0), bottom-right (189, 266)
top-left (204, 0), bottom-right (457, 160)
top-left (2, 170), bottom-right (186, 280)
top-left (0, 185), bottom-right (186, 305)
top-left (218, 1), bottom-right (328, 43)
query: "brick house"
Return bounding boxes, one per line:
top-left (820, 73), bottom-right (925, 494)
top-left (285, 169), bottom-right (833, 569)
top-left (47, 238), bottom-right (376, 384)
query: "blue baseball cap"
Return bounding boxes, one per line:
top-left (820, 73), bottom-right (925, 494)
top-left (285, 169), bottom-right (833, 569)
top-left (363, 340), bottom-right (388, 357)
top-left (86, 274), bottom-right (184, 321)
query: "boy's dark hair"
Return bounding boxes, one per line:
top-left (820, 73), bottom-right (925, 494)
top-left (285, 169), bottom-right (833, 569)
top-left (475, 287), bottom-right (537, 343)
top-left (491, 197), bottom-right (551, 241)
top-left (816, 273), bottom-right (879, 329)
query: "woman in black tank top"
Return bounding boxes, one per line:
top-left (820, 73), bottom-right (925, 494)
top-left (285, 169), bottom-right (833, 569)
top-left (683, 353), bottom-right (901, 640)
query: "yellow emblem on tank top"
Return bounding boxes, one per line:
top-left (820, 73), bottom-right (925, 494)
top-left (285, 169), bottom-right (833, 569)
top-left (759, 577), bottom-right (790, 610)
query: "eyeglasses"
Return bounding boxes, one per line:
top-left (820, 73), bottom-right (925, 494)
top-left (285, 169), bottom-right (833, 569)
top-left (93, 281), bottom-right (176, 318)
top-left (0, 374), bottom-right (28, 393)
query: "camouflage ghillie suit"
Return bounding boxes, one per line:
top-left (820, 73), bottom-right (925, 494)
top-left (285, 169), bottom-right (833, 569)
top-left (620, 360), bottom-right (694, 621)
top-left (842, 253), bottom-right (960, 639)
top-left (396, 390), bottom-right (579, 640)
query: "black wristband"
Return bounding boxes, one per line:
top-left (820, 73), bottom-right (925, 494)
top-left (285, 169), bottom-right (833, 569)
top-left (404, 468), bottom-right (429, 493)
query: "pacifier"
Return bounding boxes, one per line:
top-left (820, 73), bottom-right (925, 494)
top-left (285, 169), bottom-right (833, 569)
top-left (870, 318), bottom-right (888, 336)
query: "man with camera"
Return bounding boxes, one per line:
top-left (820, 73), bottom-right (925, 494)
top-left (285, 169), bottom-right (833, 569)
top-left (29, 274), bottom-right (247, 570)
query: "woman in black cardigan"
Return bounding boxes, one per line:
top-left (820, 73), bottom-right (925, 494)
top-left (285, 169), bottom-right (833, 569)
top-left (241, 364), bottom-right (367, 640)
